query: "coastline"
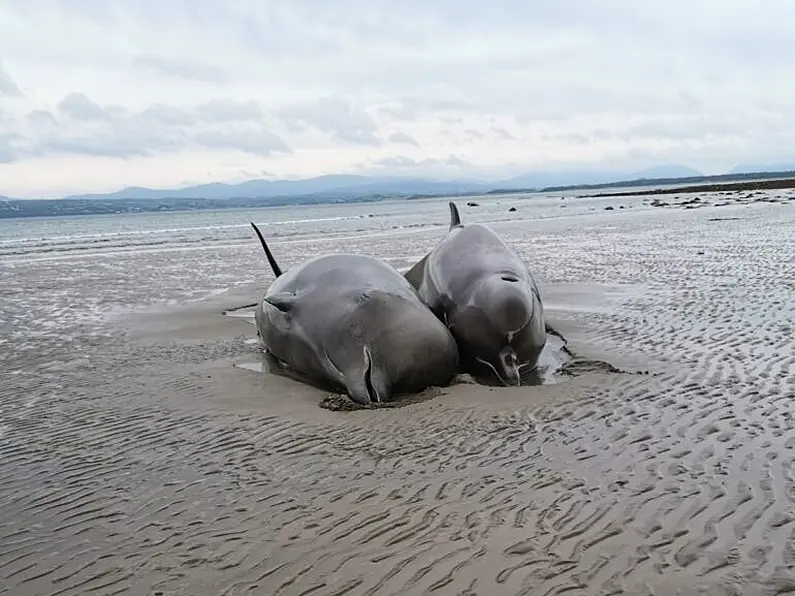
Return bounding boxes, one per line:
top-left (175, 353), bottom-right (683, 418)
top-left (3, 172), bottom-right (795, 220)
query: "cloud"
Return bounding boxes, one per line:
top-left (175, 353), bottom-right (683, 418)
top-left (27, 109), bottom-right (58, 126)
top-left (0, 132), bottom-right (19, 163)
top-left (190, 129), bottom-right (289, 155)
top-left (374, 156), bottom-right (424, 168)
top-left (277, 98), bottom-right (382, 145)
top-left (132, 54), bottom-right (228, 83)
top-left (2, 2), bottom-right (795, 196)
top-left (57, 92), bottom-right (110, 121)
top-left (381, 98), bottom-right (475, 122)
top-left (357, 153), bottom-right (499, 184)
top-left (197, 99), bottom-right (263, 122)
top-left (387, 131), bottom-right (419, 147)
top-left (4, 92), bottom-right (290, 161)
top-left (0, 59), bottom-right (22, 97)
top-left (492, 126), bottom-right (515, 141)
top-left (137, 104), bottom-right (196, 126)
top-left (369, 154), bottom-right (472, 172)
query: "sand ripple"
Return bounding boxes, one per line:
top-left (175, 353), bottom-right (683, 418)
top-left (1, 196), bottom-right (793, 595)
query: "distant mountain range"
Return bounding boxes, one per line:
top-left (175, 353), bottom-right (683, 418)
top-left (2, 164), bottom-right (795, 219)
top-left (6, 165), bottom-right (706, 203)
top-left (631, 165), bottom-right (705, 179)
top-left (728, 163), bottom-right (795, 175)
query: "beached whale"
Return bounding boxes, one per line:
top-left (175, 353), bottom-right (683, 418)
top-left (404, 202), bottom-right (546, 385)
top-left (250, 222), bottom-right (459, 404)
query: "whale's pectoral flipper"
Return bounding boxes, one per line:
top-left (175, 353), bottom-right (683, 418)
top-left (404, 253), bottom-right (429, 291)
top-left (448, 201), bottom-right (462, 230)
top-left (263, 292), bottom-right (295, 312)
top-left (250, 222), bottom-right (283, 278)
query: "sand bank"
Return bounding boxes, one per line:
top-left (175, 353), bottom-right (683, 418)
top-left (582, 175), bottom-right (795, 198)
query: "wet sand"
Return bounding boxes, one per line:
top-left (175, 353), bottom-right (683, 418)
top-left (1, 195), bottom-right (794, 595)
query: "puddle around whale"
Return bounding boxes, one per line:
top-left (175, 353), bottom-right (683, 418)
top-left (223, 303), bottom-right (257, 325)
top-left (224, 303), bottom-right (578, 388)
top-left (234, 360), bottom-right (267, 373)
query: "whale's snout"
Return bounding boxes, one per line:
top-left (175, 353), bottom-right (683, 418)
top-left (475, 346), bottom-right (521, 387)
top-left (500, 347), bottom-right (521, 386)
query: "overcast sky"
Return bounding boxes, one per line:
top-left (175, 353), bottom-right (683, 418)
top-left (2, 1), bottom-right (795, 198)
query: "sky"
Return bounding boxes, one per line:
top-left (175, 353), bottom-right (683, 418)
top-left (2, 1), bottom-right (795, 198)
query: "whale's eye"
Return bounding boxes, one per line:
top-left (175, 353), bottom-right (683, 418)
top-left (501, 275), bottom-right (519, 283)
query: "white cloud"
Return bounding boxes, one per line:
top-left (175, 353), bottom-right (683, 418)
top-left (197, 99), bottom-right (263, 123)
top-left (1, 133), bottom-right (18, 163)
top-left (276, 97), bottom-right (382, 146)
top-left (8, 93), bottom-right (290, 163)
top-left (132, 54), bottom-right (229, 83)
top-left (1, 1), bottom-right (795, 197)
top-left (57, 92), bottom-right (110, 121)
top-left (370, 154), bottom-right (472, 171)
top-left (0, 59), bottom-right (22, 97)
top-left (388, 132), bottom-right (420, 147)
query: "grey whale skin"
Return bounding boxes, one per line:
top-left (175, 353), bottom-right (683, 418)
top-left (404, 202), bottom-right (546, 385)
top-left (249, 222), bottom-right (459, 404)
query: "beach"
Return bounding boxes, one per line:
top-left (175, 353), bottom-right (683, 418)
top-left (1, 189), bottom-right (794, 595)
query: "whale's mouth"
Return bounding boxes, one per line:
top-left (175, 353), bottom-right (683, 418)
top-left (363, 346), bottom-right (381, 403)
top-left (467, 331), bottom-right (573, 387)
top-left (475, 356), bottom-right (514, 387)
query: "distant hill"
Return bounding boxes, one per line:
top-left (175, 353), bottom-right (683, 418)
top-left (1, 164), bottom-right (788, 203)
top-left (533, 169), bottom-right (795, 194)
top-left (4, 165), bottom-right (795, 219)
top-left (60, 175), bottom-right (492, 202)
top-left (631, 164), bottom-right (704, 179)
top-left (476, 165), bottom-right (702, 191)
top-left (492, 170), bottom-right (624, 190)
top-left (729, 163), bottom-right (795, 175)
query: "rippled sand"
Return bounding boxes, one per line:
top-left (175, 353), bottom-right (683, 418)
top-left (1, 193), bottom-right (794, 595)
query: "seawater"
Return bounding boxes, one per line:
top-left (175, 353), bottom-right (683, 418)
top-left (0, 194), bottom-right (562, 261)
top-left (0, 191), bottom-right (634, 369)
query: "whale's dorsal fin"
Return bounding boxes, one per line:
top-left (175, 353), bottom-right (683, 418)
top-left (448, 201), bottom-right (462, 230)
top-left (250, 222), bottom-right (283, 278)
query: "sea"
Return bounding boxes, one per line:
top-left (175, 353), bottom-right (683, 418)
top-left (0, 189), bottom-right (663, 373)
